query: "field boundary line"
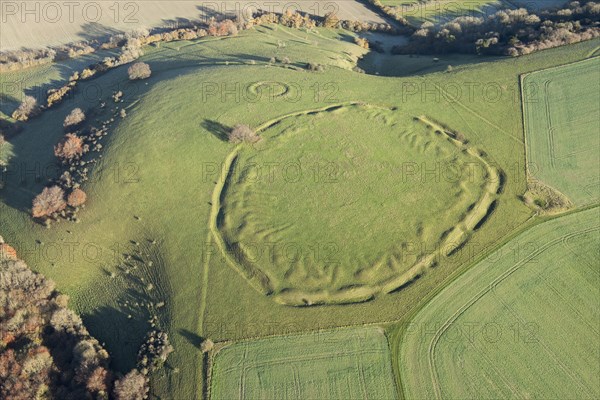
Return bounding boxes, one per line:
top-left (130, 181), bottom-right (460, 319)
top-left (520, 56), bottom-right (600, 207)
top-left (520, 56), bottom-right (600, 80)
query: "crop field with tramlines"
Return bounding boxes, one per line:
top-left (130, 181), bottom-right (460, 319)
top-left (0, 1), bottom-right (598, 399)
top-left (210, 327), bottom-right (398, 399)
top-left (522, 57), bottom-right (600, 206)
top-left (398, 207), bottom-right (600, 399)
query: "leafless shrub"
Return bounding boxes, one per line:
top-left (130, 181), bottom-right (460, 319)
top-left (11, 96), bottom-right (40, 121)
top-left (323, 12), bottom-right (340, 28)
top-left (0, 48), bottom-right (56, 72)
top-left (32, 186), bottom-right (66, 218)
top-left (208, 18), bottom-right (239, 36)
top-left (137, 330), bottom-right (174, 373)
top-left (200, 339), bottom-right (214, 353)
top-left (113, 370), bottom-right (148, 400)
top-left (55, 133), bottom-right (85, 161)
top-left (228, 124), bottom-right (260, 144)
top-left (64, 108), bottom-right (86, 128)
top-left (80, 68), bottom-right (96, 79)
top-left (113, 91), bottom-right (124, 102)
top-left (67, 188), bottom-right (87, 207)
top-left (354, 37), bottom-right (369, 49)
top-left (307, 62), bottom-right (324, 72)
top-left (47, 83), bottom-right (75, 107)
top-left (128, 62), bottom-right (151, 80)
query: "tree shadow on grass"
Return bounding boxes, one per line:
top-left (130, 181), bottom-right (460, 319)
top-left (82, 304), bottom-right (149, 373)
top-left (0, 93), bottom-right (20, 117)
top-left (201, 119), bottom-right (230, 142)
top-left (179, 328), bottom-right (204, 349)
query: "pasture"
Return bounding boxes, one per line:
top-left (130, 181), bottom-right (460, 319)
top-left (0, 17), bottom-right (598, 399)
top-left (397, 206), bottom-right (600, 399)
top-left (217, 105), bottom-right (497, 305)
top-left (522, 57), bottom-right (600, 206)
top-left (378, 0), bottom-right (507, 25)
top-left (210, 326), bottom-right (398, 400)
top-left (376, 1), bottom-right (568, 25)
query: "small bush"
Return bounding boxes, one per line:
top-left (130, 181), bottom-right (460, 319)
top-left (32, 186), bottom-right (67, 218)
top-left (200, 339), bottom-right (214, 353)
top-left (67, 188), bottom-right (87, 207)
top-left (54, 133), bottom-right (85, 161)
top-left (354, 37), bottom-right (369, 49)
top-left (80, 68), bottom-right (96, 79)
top-left (228, 124), bottom-right (260, 144)
top-left (113, 91), bottom-right (123, 102)
top-left (128, 62), bottom-right (151, 80)
top-left (0, 243), bottom-right (18, 260)
top-left (208, 19), bottom-right (239, 37)
top-left (86, 366), bottom-right (111, 394)
top-left (307, 62), bottom-right (324, 72)
top-left (11, 96), bottom-right (39, 121)
top-left (63, 108), bottom-right (85, 128)
top-left (323, 12), bottom-right (340, 28)
top-left (137, 330), bottom-right (174, 372)
top-left (113, 370), bottom-right (148, 400)
top-left (47, 84), bottom-right (74, 107)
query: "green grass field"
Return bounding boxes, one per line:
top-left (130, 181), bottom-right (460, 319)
top-left (522, 57), bottom-right (600, 206)
top-left (376, 1), bottom-right (566, 26)
top-left (0, 19), bottom-right (599, 399)
top-left (398, 206), bottom-right (600, 399)
top-left (217, 105), bottom-right (496, 305)
top-left (378, 0), bottom-right (506, 25)
top-left (210, 326), bottom-right (398, 399)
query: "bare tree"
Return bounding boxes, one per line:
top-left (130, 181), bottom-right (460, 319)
top-left (200, 339), bottom-right (214, 353)
top-left (64, 108), bottom-right (86, 128)
top-left (113, 370), bottom-right (148, 400)
top-left (67, 188), bottom-right (87, 207)
top-left (32, 186), bottom-right (67, 218)
top-left (128, 62), bottom-right (151, 80)
top-left (86, 366), bottom-right (111, 394)
top-left (228, 124), bottom-right (260, 144)
top-left (11, 96), bottom-right (39, 121)
top-left (54, 133), bottom-right (84, 161)
top-left (0, 243), bottom-right (18, 260)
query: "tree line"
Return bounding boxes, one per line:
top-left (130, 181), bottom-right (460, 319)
top-left (0, 240), bottom-right (173, 399)
top-left (392, 1), bottom-right (600, 56)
